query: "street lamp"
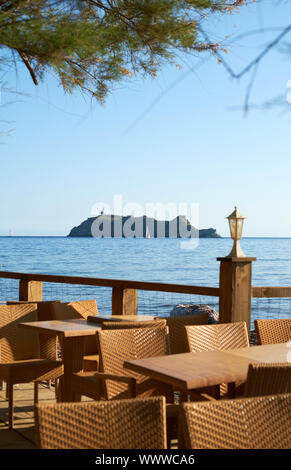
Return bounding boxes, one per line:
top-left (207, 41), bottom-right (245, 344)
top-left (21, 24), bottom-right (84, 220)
top-left (226, 206), bottom-right (246, 258)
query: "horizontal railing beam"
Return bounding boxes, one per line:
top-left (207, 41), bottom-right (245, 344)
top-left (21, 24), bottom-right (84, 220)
top-left (0, 271), bottom-right (219, 296)
top-left (252, 286), bottom-right (291, 298)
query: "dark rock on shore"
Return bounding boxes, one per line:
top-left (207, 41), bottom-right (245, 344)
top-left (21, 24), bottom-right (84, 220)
top-left (170, 304), bottom-right (219, 324)
top-left (249, 330), bottom-right (258, 346)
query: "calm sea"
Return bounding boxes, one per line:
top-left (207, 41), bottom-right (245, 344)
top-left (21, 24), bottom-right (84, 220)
top-left (1, 236), bottom-right (291, 326)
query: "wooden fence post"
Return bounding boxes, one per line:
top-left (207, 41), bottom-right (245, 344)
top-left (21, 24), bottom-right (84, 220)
top-left (19, 280), bottom-right (43, 302)
top-left (112, 287), bottom-right (138, 315)
top-left (217, 257), bottom-right (256, 333)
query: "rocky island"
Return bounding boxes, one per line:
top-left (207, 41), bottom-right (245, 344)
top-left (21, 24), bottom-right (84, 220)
top-left (68, 215), bottom-right (221, 238)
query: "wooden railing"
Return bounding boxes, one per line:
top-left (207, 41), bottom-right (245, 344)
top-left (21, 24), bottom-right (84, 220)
top-left (252, 286), bottom-right (291, 298)
top-left (0, 270), bottom-right (219, 315)
top-left (0, 271), bottom-right (219, 295)
top-left (1, 268), bottom-right (291, 323)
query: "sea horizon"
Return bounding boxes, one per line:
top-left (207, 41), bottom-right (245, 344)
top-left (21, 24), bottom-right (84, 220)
top-left (1, 236), bottom-right (291, 239)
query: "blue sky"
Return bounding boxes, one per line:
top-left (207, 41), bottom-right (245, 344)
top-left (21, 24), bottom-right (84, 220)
top-left (1, 1), bottom-right (291, 237)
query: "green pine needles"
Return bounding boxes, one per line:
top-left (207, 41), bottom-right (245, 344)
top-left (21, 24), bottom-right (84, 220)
top-left (0, 1), bottom-right (244, 102)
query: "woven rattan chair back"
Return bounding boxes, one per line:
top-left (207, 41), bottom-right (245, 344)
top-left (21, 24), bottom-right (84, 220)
top-left (244, 363), bottom-right (291, 397)
top-left (185, 322), bottom-right (249, 398)
top-left (36, 396), bottom-right (167, 449)
top-left (52, 300), bottom-right (98, 321)
top-left (254, 319), bottom-right (291, 345)
top-left (101, 319), bottom-right (166, 330)
top-left (6, 300), bottom-right (61, 321)
top-left (5, 301), bottom-right (61, 359)
top-left (185, 322), bottom-right (249, 353)
top-left (164, 314), bottom-right (209, 354)
top-left (0, 304), bottom-right (40, 362)
top-left (98, 324), bottom-right (172, 401)
top-left (181, 393), bottom-right (291, 449)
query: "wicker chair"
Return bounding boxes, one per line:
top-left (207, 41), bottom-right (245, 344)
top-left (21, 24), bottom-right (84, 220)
top-left (5, 300), bottom-right (62, 395)
top-left (72, 323), bottom-right (173, 402)
top-left (0, 304), bottom-right (63, 428)
top-left (254, 318), bottom-right (291, 345)
top-left (101, 319), bottom-right (166, 330)
top-left (35, 396), bottom-right (167, 449)
top-left (161, 314), bottom-right (209, 354)
top-left (185, 322), bottom-right (249, 398)
top-left (244, 363), bottom-right (291, 397)
top-left (71, 324), bottom-right (177, 447)
top-left (180, 393), bottom-right (291, 449)
top-left (51, 300), bottom-right (100, 371)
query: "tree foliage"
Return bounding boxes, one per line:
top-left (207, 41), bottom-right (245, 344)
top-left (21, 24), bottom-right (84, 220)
top-left (0, 0), bottom-right (243, 102)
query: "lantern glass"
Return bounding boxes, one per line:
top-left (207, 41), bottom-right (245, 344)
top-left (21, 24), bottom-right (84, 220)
top-left (229, 218), bottom-right (244, 240)
top-left (236, 218), bottom-right (244, 239)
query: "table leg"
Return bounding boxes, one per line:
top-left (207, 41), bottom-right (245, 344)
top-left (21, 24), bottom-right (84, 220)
top-left (62, 336), bottom-right (85, 402)
top-left (227, 382), bottom-right (236, 399)
top-left (179, 391), bottom-right (189, 403)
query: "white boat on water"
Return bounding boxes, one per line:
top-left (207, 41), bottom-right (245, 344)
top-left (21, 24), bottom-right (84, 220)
top-left (146, 227), bottom-right (150, 239)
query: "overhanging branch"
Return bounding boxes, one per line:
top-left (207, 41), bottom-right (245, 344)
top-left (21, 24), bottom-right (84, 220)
top-left (17, 50), bottom-right (38, 85)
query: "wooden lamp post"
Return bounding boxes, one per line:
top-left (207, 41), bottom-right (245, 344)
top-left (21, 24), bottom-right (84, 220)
top-left (217, 206), bottom-right (256, 332)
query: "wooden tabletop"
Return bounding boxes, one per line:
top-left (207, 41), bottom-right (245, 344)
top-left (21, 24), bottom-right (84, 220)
top-left (19, 315), bottom-right (157, 337)
top-left (224, 342), bottom-right (290, 363)
top-left (123, 343), bottom-right (289, 391)
top-left (19, 319), bottom-right (102, 337)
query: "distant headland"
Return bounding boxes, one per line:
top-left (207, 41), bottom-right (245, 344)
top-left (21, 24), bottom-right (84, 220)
top-left (67, 215), bottom-right (221, 238)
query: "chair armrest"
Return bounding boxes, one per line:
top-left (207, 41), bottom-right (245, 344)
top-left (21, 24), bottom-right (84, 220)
top-left (94, 372), bottom-right (137, 398)
top-left (39, 333), bottom-right (58, 361)
top-left (73, 371), bottom-right (137, 398)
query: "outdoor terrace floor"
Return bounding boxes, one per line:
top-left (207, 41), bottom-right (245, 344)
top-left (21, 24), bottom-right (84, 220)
top-left (0, 383), bottom-right (56, 448)
top-left (0, 383), bottom-right (179, 449)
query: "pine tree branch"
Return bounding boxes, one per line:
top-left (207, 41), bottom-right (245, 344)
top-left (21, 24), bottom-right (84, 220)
top-left (200, 24), bottom-right (291, 80)
top-left (17, 50), bottom-right (38, 85)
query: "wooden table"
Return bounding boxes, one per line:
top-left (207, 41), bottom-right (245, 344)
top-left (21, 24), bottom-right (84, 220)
top-left (19, 315), bottom-right (156, 401)
top-left (124, 343), bottom-right (290, 396)
top-left (20, 319), bottom-right (102, 401)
